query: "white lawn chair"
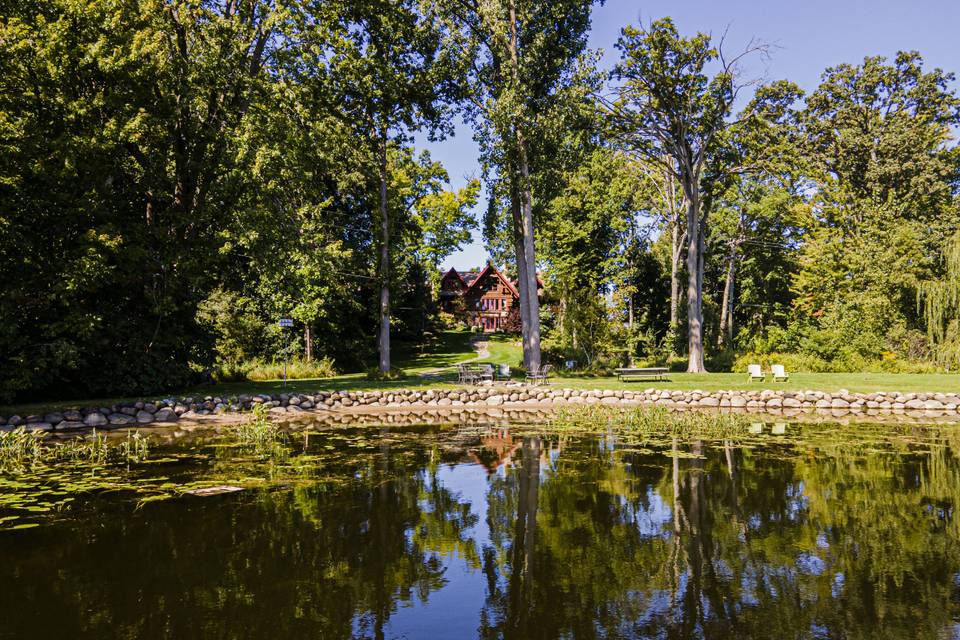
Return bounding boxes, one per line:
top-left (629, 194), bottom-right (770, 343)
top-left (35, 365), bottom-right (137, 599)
top-left (772, 364), bottom-right (789, 382)
top-left (747, 364), bottom-right (764, 382)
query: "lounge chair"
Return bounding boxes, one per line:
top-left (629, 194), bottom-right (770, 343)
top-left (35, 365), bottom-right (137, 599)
top-left (747, 364), bottom-right (764, 382)
top-left (771, 364), bottom-right (789, 382)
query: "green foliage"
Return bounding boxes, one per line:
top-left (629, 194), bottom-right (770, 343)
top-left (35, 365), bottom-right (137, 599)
top-left (245, 357), bottom-right (337, 382)
top-left (365, 367), bottom-right (408, 381)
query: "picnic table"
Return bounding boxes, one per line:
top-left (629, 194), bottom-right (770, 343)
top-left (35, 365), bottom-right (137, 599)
top-left (614, 367), bottom-right (669, 382)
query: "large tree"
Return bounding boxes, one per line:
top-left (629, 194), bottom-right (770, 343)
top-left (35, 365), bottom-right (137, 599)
top-left (434, 0), bottom-right (600, 371)
top-left (0, 0), bottom-right (282, 400)
top-left (289, 0), bottom-right (465, 372)
top-left (610, 18), bottom-right (769, 371)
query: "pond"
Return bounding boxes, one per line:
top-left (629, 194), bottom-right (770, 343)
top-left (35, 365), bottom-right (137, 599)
top-left (2, 410), bottom-right (960, 639)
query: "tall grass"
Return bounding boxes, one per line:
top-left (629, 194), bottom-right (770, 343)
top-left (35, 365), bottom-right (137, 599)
top-left (233, 404), bottom-right (290, 463)
top-left (245, 357), bottom-right (337, 381)
top-left (549, 405), bottom-right (750, 437)
top-left (0, 428), bottom-right (150, 473)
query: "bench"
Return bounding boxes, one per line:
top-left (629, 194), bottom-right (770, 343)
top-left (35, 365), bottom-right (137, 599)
top-left (614, 367), bottom-right (669, 382)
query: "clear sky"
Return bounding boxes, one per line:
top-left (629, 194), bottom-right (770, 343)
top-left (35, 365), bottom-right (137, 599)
top-left (426, 0), bottom-right (960, 272)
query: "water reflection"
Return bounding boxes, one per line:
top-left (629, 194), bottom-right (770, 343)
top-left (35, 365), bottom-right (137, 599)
top-left (2, 422), bottom-right (960, 639)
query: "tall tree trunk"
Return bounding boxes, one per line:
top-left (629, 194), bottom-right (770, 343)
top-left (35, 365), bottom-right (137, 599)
top-left (377, 133), bottom-right (391, 373)
top-left (670, 217), bottom-right (682, 328)
top-left (667, 170), bottom-right (681, 329)
top-left (685, 190), bottom-right (706, 372)
top-left (718, 244), bottom-right (737, 349)
top-left (305, 324), bottom-right (313, 363)
top-left (508, 1), bottom-right (541, 372)
top-left (511, 185), bottom-right (531, 369)
top-left (517, 139), bottom-right (541, 371)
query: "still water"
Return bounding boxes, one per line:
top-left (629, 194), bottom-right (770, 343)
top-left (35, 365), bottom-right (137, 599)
top-left (2, 418), bottom-right (960, 639)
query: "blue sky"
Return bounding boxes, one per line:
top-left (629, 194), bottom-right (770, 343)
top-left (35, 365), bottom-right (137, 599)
top-left (425, 0), bottom-right (960, 271)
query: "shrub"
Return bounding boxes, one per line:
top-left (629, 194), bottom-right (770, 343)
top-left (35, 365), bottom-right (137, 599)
top-left (243, 357), bottom-right (337, 381)
top-left (365, 366), bottom-right (408, 381)
top-left (732, 351), bottom-right (945, 373)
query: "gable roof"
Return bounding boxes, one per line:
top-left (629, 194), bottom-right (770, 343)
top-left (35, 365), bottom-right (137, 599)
top-left (464, 263), bottom-right (519, 298)
top-left (441, 267), bottom-right (467, 287)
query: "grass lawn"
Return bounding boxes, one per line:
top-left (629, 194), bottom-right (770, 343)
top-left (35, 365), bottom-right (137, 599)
top-left (392, 330), bottom-right (476, 374)
top-left (4, 333), bottom-right (959, 417)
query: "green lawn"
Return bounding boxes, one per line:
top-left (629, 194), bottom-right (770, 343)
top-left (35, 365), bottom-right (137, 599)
top-left (4, 337), bottom-right (960, 417)
top-left (393, 330), bottom-right (476, 374)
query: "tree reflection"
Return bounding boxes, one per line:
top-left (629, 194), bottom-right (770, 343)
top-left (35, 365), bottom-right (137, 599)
top-left (3, 424), bottom-right (960, 638)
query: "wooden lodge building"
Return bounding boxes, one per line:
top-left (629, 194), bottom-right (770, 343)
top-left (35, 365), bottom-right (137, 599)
top-left (438, 263), bottom-right (542, 332)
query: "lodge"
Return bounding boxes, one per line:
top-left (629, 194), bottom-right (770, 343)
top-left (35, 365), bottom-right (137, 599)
top-left (438, 263), bottom-right (542, 332)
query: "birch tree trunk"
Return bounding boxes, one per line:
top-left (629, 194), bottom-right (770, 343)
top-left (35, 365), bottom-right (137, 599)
top-left (685, 186), bottom-right (706, 373)
top-left (718, 244), bottom-right (737, 349)
top-left (511, 185), bottom-right (531, 368)
top-left (670, 218), bottom-right (682, 328)
top-left (507, 1), bottom-right (541, 371)
top-left (377, 133), bottom-right (391, 373)
top-left (517, 138), bottom-right (541, 371)
top-left (305, 324), bottom-right (313, 363)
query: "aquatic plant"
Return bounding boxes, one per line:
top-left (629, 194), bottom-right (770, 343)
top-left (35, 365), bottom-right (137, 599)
top-left (234, 404), bottom-right (286, 447)
top-left (0, 428), bottom-right (44, 472)
top-left (549, 405), bottom-right (751, 438)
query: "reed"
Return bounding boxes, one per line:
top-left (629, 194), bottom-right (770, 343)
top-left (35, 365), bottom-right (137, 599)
top-left (549, 405), bottom-right (751, 437)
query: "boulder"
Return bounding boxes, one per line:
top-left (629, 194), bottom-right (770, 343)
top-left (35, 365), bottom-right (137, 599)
top-left (154, 408), bottom-right (178, 422)
top-left (83, 412), bottom-right (108, 427)
top-left (108, 413), bottom-right (136, 426)
top-left (135, 410), bottom-right (155, 424)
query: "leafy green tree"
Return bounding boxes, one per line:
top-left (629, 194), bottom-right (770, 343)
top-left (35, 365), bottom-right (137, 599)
top-left (791, 52), bottom-right (960, 364)
top-left (0, 0), bottom-right (282, 400)
top-left (289, 0), bottom-right (466, 372)
top-left (610, 18), bottom-right (771, 372)
top-left (434, 0), bottom-right (601, 371)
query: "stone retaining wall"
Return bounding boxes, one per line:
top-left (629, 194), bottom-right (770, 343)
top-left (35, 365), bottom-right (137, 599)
top-left (4, 387), bottom-right (960, 432)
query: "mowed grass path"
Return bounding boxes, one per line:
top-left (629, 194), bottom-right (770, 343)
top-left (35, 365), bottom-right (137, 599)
top-left (4, 331), bottom-right (959, 415)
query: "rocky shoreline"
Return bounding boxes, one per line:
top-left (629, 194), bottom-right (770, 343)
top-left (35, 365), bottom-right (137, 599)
top-left (4, 386), bottom-right (960, 433)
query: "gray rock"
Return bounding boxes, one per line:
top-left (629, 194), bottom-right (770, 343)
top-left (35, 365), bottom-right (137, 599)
top-left (24, 422), bottom-right (52, 432)
top-left (830, 399), bottom-right (849, 409)
top-left (730, 396), bottom-right (747, 408)
top-left (135, 411), bottom-right (155, 424)
top-left (154, 409), bottom-right (178, 422)
top-left (8, 415), bottom-right (23, 426)
top-left (698, 396), bottom-right (720, 407)
top-left (486, 395), bottom-right (504, 406)
top-left (55, 421), bottom-right (86, 431)
top-left (905, 398), bottom-right (925, 410)
top-left (43, 412), bottom-right (64, 424)
top-left (83, 412), bottom-right (108, 427)
top-left (63, 410), bottom-right (82, 422)
top-left (108, 413), bottom-right (136, 426)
